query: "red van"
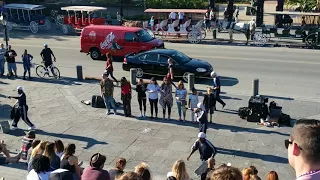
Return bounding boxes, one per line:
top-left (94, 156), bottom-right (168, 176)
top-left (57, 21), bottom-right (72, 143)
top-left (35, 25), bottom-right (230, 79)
top-left (80, 25), bottom-right (165, 60)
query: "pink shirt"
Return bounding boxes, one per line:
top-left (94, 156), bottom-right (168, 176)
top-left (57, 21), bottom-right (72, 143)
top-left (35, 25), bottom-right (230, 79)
top-left (296, 171), bottom-right (320, 180)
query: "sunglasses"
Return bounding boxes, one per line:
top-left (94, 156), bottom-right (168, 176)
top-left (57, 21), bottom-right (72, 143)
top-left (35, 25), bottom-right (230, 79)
top-left (284, 139), bottom-right (303, 150)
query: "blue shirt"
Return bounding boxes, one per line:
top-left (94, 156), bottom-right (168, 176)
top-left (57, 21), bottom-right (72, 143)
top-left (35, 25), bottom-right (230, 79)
top-left (176, 88), bottom-right (187, 102)
top-left (22, 54), bottom-right (33, 65)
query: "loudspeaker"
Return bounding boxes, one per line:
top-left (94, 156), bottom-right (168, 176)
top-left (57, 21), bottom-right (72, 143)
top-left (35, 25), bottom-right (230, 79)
top-left (247, 113), bottom-right (261, 122)
top-left (92, 95), bottom-right (106, 108)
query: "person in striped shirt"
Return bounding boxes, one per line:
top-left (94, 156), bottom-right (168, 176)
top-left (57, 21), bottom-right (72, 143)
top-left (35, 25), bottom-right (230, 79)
top-left (21, 131), bottom-right (36, 160)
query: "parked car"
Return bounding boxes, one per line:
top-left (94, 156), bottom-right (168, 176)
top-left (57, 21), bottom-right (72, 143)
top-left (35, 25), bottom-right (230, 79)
top-left (122, 49), bottom-right (213, 82)
top-left (80, 25), bottom-right (164, 60)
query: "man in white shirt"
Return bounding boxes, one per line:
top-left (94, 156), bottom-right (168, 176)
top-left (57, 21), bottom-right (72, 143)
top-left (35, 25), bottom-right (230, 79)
top-left (178, 12), bottom-right (184, 25)
top-left (169, 12), bottom-right (177, 23)
top-left (0, 43), bottom-right (6, 76)
top-left (116, 12), bottom-right (122, 25)
top-left (287, 119), bottom-right (320, 180)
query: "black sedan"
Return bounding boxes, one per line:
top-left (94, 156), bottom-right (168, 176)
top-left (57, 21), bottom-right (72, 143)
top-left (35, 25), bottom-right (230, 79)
top-left (122, 49), bottom-right (213, 82)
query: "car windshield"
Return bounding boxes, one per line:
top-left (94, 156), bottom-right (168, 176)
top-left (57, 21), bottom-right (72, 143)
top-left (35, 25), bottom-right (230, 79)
top-left (171, 51), bottom-right (191, 64)
top-left (136, 29), bottom-right (154, 42)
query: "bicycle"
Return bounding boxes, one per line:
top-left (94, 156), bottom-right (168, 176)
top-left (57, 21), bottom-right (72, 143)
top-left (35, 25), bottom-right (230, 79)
top-left (36, 62), bottom-right (61, 79)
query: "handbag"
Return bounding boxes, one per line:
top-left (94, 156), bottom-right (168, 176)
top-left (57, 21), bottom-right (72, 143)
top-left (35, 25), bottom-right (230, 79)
top-left (10, 106), bottom-right (16, 119)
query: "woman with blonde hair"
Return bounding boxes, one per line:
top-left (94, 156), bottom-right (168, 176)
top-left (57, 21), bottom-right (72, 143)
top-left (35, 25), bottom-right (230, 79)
top-left (28, 140), bottom-right (49, 172)
top-left (134, 162), bottom-right (151, 180)
top-left (170, 160), bottom-right (189, 180)
top-left (242, 167), bottom-right (254, 180)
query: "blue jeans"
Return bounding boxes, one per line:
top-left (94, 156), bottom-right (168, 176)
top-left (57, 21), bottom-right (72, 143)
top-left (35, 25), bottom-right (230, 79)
top-left (103, 95), bottom-right (117, 113)
top-left (0, 58), bottom-right (4, 75)
top-left (176, 101), bottom-right (186, 119)
top-left (7, 62), bottom-right (16, 72)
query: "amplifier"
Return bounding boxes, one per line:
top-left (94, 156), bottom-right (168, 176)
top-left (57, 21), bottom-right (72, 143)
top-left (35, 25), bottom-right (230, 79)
top-left (247, 113), bottom-right (261, 122)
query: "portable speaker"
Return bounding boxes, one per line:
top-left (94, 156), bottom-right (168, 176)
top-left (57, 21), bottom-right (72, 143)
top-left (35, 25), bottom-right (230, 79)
top-left (91, 95), bottom-right (106, 108)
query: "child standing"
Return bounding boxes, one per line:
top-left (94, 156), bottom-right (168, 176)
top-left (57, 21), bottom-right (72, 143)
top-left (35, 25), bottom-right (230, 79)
top-left (188, 87), bottom-right (199, 123)
top-left (203, 87), bottom-right (215, 124)
top-left (136, 78), bottom-right (147, 118)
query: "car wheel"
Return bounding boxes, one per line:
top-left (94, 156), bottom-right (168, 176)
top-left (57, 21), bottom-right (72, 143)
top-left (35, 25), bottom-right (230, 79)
top-left (183, 72), bottom-right (190, 82)
top-left (136, 68), bottom-right (144, 78)
top-left (90, 48), bottom-right (101, 60)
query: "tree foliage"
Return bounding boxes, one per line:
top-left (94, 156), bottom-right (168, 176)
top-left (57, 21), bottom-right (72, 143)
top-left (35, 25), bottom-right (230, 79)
top-left (146, 0), bottom-right (208, 9)
top-left (285, 0), bottom-right (318, 11)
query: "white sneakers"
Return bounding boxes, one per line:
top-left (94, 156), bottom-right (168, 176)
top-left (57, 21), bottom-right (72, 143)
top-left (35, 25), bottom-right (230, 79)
top-left (11, 126), bottom-right (36, 131)
top-left (28, 126), bottom-right (36, 130)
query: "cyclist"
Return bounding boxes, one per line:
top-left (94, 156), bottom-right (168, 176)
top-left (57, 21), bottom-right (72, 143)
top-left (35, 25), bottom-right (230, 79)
top-left (40, 44), bottom-right (56, 76)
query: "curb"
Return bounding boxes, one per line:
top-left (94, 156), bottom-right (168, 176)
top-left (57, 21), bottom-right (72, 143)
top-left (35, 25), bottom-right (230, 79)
top-left (162, 39), bottom-right (318, 49)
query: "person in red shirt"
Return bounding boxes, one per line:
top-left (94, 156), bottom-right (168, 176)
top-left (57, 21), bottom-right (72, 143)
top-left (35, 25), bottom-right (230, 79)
top-left (121, 77), bottom-right (132, 117)
top-left (81, 153), bottom-right (111, 180)
top-left (105, 53), bottom-right (119, 85)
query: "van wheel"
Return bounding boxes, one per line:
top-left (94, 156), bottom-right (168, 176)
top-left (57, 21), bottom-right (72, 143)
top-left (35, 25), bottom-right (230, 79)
top-left (90, 48), bottom-right (101, 60)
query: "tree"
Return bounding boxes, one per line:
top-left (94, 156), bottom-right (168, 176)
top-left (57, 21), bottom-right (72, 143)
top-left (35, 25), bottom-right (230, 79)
top-left (285, 0), bottom-right (317, 11)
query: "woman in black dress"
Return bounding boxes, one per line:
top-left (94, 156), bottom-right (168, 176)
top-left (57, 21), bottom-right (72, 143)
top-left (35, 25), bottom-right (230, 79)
top-left (136, 78), bottom-right (147, 118)
top-left (203, 87), bottom-right (215, 124)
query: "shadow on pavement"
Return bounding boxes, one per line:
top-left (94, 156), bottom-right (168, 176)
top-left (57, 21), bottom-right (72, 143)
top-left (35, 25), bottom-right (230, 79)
top-left (0, 80), bottom-right (9, 84)
top-left (1, 162), bottom-right (28, 171)
top-left (263, 95), bottom-right (294, 101)
top-left (217, 147), bottom-right (288, 164)
top-left (21, 76), bottom-right (87, 86)
top-left (0, 25), bottom-right (72, 41)
top-left (213, 122), bottom-right (290, 136)
top-left (0, 104), bottom-right (12, 122)
top-left (35, 129), bottom-right (108, 149)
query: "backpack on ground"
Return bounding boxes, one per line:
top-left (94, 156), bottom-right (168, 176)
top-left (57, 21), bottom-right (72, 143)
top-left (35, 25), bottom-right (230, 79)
top-left (238, 107), bottom-right (250, 119)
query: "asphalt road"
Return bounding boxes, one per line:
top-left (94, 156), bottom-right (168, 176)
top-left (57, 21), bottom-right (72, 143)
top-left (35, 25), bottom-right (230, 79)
top-left (7, 35), bottom-right (320, 103)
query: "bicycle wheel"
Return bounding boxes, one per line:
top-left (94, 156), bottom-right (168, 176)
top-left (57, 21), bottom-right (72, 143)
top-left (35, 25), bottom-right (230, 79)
top-left (36, 65), bottom-right (47, 77)
top-left (52, 67), bottom-right (61, 79)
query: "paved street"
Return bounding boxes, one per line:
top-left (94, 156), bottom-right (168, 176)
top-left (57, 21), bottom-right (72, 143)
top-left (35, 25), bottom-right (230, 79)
top-left (0, 34), bottom-right (320, 180)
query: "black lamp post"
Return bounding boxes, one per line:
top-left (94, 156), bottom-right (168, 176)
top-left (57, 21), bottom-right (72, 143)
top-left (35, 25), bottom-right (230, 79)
top-left (1, 14), bottom-right (8, 50)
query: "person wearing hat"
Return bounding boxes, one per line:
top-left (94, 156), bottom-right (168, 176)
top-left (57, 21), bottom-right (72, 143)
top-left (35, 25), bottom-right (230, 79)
top-left (187, 132), bottom-right (217, 162)
top-left (82, 153), bottom-right (111, 180)
top-left (4, 45), bottom-right (17, 78)
top-left (193, 102), bottom-right (208, 134)
top-left (40, 44), bottom-right (56, 76)
top-left (100, 70), bottom-right (117, 115)
top-left (8, 86), bottom-right (36, 130)
top-left (210, 71), bottom-right (226, 110)
top-left (0, 43), bottom-right (6, 76)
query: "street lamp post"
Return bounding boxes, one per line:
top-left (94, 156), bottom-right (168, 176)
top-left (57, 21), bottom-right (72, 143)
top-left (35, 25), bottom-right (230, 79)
top-left (1, 14), bottom-right (8, 50)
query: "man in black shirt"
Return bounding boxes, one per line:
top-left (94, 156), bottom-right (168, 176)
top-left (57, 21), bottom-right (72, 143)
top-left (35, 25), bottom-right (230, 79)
top-left (40, 44), bottom-right (56, 75)
top-left (8, 86), bottom-right (36, 130)
top-left (4, 45), bottom-right (17, 78)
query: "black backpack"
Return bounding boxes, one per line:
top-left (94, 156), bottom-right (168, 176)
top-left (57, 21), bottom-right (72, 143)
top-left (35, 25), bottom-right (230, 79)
top-left (279, 113), bottom-right (291, 126)
top-left (238, 107), bottom-right (250, 119)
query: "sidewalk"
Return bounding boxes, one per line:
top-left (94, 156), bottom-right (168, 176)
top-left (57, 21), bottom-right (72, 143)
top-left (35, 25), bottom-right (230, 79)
top-left (1, 77), bottom-right (319, 179)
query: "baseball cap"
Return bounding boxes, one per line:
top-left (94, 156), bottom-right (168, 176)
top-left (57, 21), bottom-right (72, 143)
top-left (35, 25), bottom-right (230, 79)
top-left (17, 86), bottom-right (23, 91)
top-left (210, 71), bottom-right (216, 77)
top-left (44, 44), bottom-right (48, 47)
top-left (198, 132), bottom-right (206, 139)
top-left (49, 169), bottom-right (74, 180)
